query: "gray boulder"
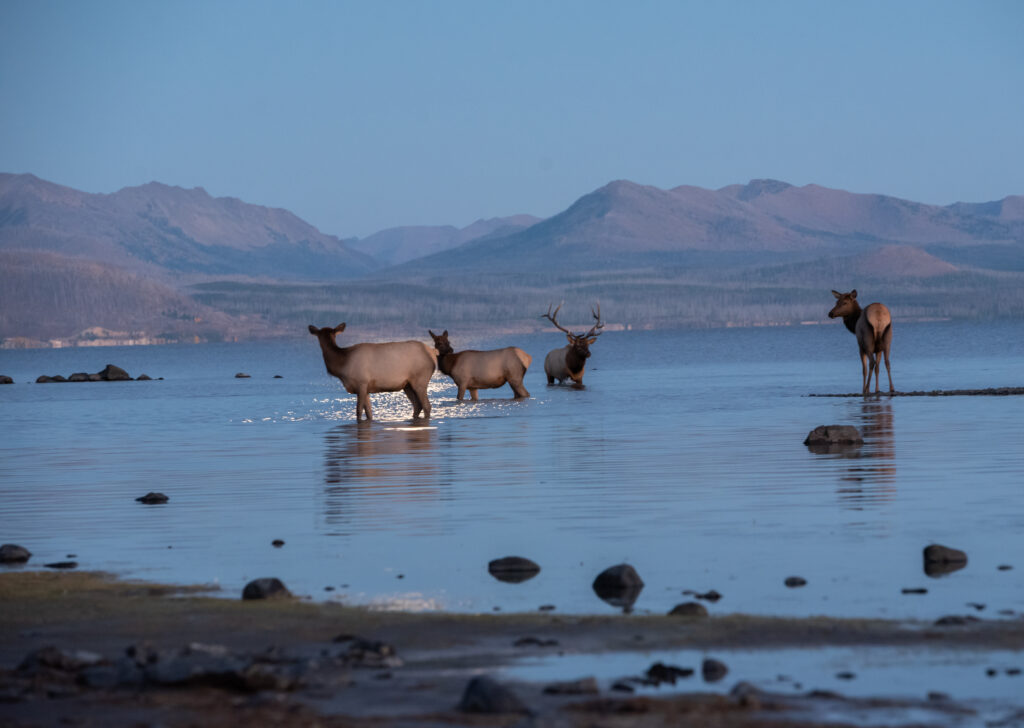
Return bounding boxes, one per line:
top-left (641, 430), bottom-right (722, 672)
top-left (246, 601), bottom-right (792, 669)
top-left (804, 425), bottom-right (863, 451)
top-left (98, 364), bottom-right (131, 381)
top-left (592, 563), bottom-right (645, 610)
top-left (924, 544), bottom-right (968, 577)
top-left (0, 375), bottom-right (13, 384)
top-left (0, 544), bottom-right (32, 563)
top-left (488, 556), bottom-right (541, 583)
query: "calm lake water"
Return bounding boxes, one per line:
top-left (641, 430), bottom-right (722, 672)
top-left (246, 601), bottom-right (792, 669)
top-left (2, 320), bottom-right (1023, 622)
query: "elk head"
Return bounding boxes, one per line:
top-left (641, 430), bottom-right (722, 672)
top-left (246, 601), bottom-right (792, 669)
top-left (828, 290), bottom-right (860, 320)
top-left (428, 329), bottom-right (453, 357)
top-left (308, 322), bottom-right (346, 341)
top-left (541, 302), bottom-right (603, 361)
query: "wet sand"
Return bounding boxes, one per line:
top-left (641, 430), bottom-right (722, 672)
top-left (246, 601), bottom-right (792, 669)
top-left (3, 571), bottom-right (1023, 727)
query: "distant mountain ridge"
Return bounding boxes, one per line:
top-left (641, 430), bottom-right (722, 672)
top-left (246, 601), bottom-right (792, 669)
top-left (348, 214), bottom-right (541, 265)
top-left (400, 178), bottom-right (1024, 274)
top-left (0, 173), bottom-right (378, 281)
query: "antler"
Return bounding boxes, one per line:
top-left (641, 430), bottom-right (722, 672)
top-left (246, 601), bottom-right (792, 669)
top-left (541, 302), bottom-right (572, 335)
top-left (541, 301), bottom-right (604, 339)
top-left (583, 302), bottom-right (604, 339)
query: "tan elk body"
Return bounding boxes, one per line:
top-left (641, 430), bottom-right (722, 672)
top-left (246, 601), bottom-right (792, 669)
top-left (309, 323), bottom-right (436, 420)
top-left (429, 330), bottom-right (532, 400)
top-left (541, 303), bottom-right (603, 387)
top-left (828, 290), bottom-right (894, 394)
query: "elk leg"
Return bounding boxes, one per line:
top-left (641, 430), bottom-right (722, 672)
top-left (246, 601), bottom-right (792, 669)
top-left (456, 384), bottom-right (466, 401)
top-left (511, 380), bottom-right (530, 399)
top-left (403, 384), bottom-right (422, 418)
top-left (469, 389), bottom-right (479, 401)
top-left (414, 384), bottom-right (431, 418)
top-left (882, 330), bottom-right (894, 393)
top-left (860, 351), bottom-right (870, 394)
top-left (358, 388), bottom-right (372, 420)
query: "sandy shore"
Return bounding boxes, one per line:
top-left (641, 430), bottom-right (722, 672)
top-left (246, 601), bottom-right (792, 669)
top-left (2, 571), bottom-right (1023, 727)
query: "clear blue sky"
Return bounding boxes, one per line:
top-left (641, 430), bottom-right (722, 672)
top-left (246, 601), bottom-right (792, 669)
top-left (2, 0), bottom-right (1022, 238)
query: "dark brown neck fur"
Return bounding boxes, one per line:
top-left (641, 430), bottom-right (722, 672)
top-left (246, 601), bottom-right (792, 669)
top-left (565, 347), bottom-right (586, 375)
top-left (437, 351), bottom-right (458, 376)
top-left (842, 309), bottom-right (861, 335)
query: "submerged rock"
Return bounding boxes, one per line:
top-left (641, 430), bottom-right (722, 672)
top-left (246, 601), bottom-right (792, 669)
top-left (804, 425), bottom-right (863, 453)
top-left (458, 675), bottom-right (530, 714)
top-left (702, 657), bottom-right (729, 682)
top-left (242, 577), bottom-right (292, 600)
top-left (488, 556), bottom-right (541, 583)
top-left (785, 576), bottom-right (807, 588)
top-left (98, 364), bottom-right (131, 381)
top-left (592, 563), bottom-right (645, 610)
top-left (647, 662), bottom-right (695, 684)
top-left (68, 372), bottom-right (90, 382)
top-left (543, 676), bottom-right (599, 695)
top-left (136, 492), bottom-right (169, 504)
top-left (924, 544), bottom-right (968, 577)
top-left (235, 372), bottom-right (251, 379)
top-left (0, 543), bottom-right (32, 563)
top-left (0, 375), bottom-right (13, 384)
top-left (44, 561), bottom-right (78, 569)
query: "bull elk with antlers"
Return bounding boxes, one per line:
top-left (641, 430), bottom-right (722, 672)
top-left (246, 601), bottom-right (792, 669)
top-left (828, 290), bottom-right (894, 394)
top-left (428, 330), bottom-right (532, 400)
top-left (308, 323), bottom-right (436, 420)
top-left (541, 302), bottom-right (604, 387)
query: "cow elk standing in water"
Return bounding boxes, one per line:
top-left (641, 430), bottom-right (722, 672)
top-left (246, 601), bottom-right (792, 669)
top-left (828, 290), bottom-right (894, 394)
top-left (428, 330), bottom-right (532, 400)
top-left (541, 302), bottom-right (604, 387)
top-left (308, 323), bottom-right (436, 420)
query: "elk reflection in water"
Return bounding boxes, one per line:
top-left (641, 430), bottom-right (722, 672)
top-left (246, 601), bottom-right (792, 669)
top-left (837, 398), bottom-right (896, 509)
top-left (322, 422), bottom-right (446, 533)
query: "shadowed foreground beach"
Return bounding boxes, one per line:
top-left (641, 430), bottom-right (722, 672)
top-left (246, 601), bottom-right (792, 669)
top-left (2, 571), bottom-right (1023, 727)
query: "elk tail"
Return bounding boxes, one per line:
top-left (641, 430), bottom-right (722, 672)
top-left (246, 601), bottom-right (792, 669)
top-left (516, 350), bottom-right (533, 370)
top-left (876, 323), bottom-right (891, 347)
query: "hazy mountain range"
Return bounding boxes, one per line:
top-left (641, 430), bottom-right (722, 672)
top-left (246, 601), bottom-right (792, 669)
top-left (1, 172), bottom-right (1022, 344)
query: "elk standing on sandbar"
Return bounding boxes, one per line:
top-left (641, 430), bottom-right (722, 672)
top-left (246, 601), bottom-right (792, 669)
top-left (308, 323), bottom-right (436, 420)
top-left (541, 302), bottom-right (604, 387)
top-left (428, 330), bottom-right (532, 400)
top-left (828, 290), bottom-right (894, 394)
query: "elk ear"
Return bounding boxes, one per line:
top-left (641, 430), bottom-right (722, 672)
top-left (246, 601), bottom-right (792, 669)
top-left (442, 330), bottom-right (448, 337)
top-left (428, 329), bottom-right (436, 338)
top-left (308, 324), bottom-right (318, 335)
top-left (850, 289), bottom-right (857, 299)
top-left (586, 337), bottom-right (597, 345)
top-left (334, 323), bottom-right (346, 333)
top-left (831, 290), bottom-right (842, 299)
top-left (565, 333), bottom-right (575, 344)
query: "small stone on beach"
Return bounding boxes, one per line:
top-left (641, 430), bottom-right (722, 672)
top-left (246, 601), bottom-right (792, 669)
top-left (668, 602), bottom-right (708, 617)
top-left (44, 561), bottom-right (78, 569)
top-left (242, 577), bottom-right (291, 600)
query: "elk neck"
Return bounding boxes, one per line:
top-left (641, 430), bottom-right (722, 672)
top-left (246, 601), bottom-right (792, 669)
top-left (437, 350), bottom-right (458, 376)
top-left (316, 332), bottom-right (350, 363)
top-left (565, 346), bottom-right (586, 375)
top-left (841, 307), bottom-right (862, 335)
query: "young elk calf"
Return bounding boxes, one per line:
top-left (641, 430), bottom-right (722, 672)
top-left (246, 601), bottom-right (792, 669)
top-left (541, 302), bottom-right (603, 387)
top-left (428, 330), bottom-right (532, 400)
top-left (828, 290), bottom-right (894, 394)
top-left (309, 323), bottom-right (436, 420)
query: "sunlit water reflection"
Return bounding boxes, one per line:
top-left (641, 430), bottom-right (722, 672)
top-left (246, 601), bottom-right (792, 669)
top-left (1, 322), bottom-right (1023, 622)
